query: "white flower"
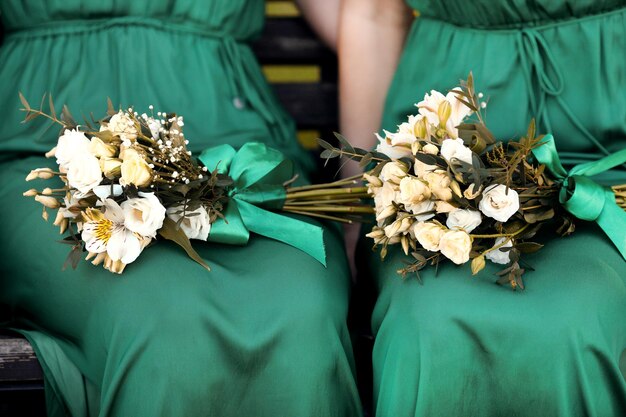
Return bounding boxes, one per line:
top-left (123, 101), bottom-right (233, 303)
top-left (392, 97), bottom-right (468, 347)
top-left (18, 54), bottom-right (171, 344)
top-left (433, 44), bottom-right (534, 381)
top-left (440, 138), bottom-right (473, 165)
top-left (446, 209), bottom-right (482, 233)
top-left (439, 229), bottom-right (472, 264)
top-left (479, 184), bottom-right (520, 222)
top-left (374, 181), bottom-right (399, 221)
top-left (120, 148), bottom-right (153, 187)
top-left (411, 222), bottom-right (445, 252)
top-left (101, 111), bottom-right (138, 142)
top-left (486, 237), bottom-right (513, 264)
top-left (405, 200), bottom-right (436, 221)
top-left (93, 184), bottom-right (123, 200)
top-left (379, 161), bottom-right (409, 184)
top-left (398, 176), bottom-right (431, 206)
top-left (121, 192), bottom-right (166, 238)
top-left (417, 89), bottom-right (473, 138)
top-left (422, 144), bottom-right (439, 155)
top-left (435, 201), bottom-right (457, 214)
top-left (384, 216), bottom-right (412, 238)
top-left (81, 199), bottom-right (145, 266)
top-left (55, 129), bottom-right (92, 169)
top-left (90, 137), bottom-right (117, 158)
top-left (66, 153), bottom-right (103, 194)
top-left (147, 118), bottom-right (161, 139)
top-left (375, 132), bottom-right (413, 159)
top-left (413, 159), bottom-right (437, 178)
top-left (166, 203), bottom-right (212, 241)
top-left (424, 170), bottom-right (453, 201)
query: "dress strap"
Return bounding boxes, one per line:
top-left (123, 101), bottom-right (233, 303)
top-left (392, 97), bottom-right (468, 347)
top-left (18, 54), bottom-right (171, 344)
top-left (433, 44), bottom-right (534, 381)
top-left (515, 28), bottom-right (611, 156)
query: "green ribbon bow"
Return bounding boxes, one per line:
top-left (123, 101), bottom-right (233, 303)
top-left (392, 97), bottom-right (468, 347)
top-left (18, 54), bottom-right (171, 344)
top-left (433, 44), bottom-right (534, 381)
top-left (532, 134), bottom-right (626, 259)
top-left (198, 142), bottom-right (327, 266)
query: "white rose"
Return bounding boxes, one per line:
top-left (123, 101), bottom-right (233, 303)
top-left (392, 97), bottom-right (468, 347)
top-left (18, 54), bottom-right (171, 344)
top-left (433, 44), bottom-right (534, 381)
top-left (446, 209), bottom-right (482, 233)
top-left (66, 153), bottom-right (103, 194)
top-left (384, 216), bottom-right (413, 238)
top-left (375, 133), bottom-right (413, 160)
top-left (424, 170), bottom-right (453, 201)
top-left (379, 161), bottom-right (409, 184)
top-left (101, 111), bottom-right (138, 142)
top-left (100, 157), bottom-right (123, 179)
top-left (166, 203), bottom-right (212, 241)
top-left (55, 129), bottom-right (92, 169)
top-left (486, 237), bottom-right (513, 265)
top-left (399, 176), bottom-right (431, 206)
top-left (479, 184), bottom-right (520, 222)
top-left (120, 148), bottom-right (153, 187)
top-left (439, 229), bottom-right (472, 264)
top-left (411, 222), bottom-right (445, 252)
top-left (405, 200), bottom-right (436, 221)
top-left (121, 192), bottom-right (166, 238)
top-left (440, 138), bottom-right (473, 165)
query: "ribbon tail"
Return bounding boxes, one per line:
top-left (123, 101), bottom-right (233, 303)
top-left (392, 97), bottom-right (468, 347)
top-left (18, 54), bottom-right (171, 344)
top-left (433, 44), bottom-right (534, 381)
top-left (237, 200), bottom-right (327, 266)
top-left (596, 190), bottom-right (626, 260)
top-left (532, 134), bottom-right (568, 179)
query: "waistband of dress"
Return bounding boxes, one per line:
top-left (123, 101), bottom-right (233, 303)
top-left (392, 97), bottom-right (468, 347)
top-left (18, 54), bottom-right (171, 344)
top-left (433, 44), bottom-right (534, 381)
top-left (3, 15), bottom-right (246, 42)
top-left (418, 4), bottom-right (626, 33)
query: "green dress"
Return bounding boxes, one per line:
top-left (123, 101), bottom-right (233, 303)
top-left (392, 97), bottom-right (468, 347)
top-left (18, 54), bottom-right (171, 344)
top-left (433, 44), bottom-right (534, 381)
top-left (370, 1), bottom-right (626, 416)
top-left (0, 1), bottom-right (362, 416)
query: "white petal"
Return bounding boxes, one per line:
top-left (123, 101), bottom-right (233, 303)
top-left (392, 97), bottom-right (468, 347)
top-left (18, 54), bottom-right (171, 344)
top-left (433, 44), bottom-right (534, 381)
top-left (102, 199), bottom-right (125, 223)
top-left (107, 228), bottom-right (142, 264)
top-left (93, 184), bottom-right (123, 200)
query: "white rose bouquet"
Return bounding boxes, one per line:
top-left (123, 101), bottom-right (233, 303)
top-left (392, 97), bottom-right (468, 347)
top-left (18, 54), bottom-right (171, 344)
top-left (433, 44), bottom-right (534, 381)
top-left (321, 74), bottom-right (626, 289)
top-left (21, 96), bottom-right (373, 274)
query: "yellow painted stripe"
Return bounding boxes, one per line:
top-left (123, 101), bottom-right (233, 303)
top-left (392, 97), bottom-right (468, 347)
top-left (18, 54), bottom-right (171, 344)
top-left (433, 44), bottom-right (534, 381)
top-left (266, 1), bottom-right (300, 17)
top-left (297, 130), bottom-right (321, 150)
top-left (263, 65), bottom-right (320, 83)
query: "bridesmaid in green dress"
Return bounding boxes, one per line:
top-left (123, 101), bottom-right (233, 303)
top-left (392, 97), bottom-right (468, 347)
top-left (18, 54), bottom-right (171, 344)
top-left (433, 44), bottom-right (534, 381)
top-left (340, 0), bottom-right (626, 416)
top-left (0, 1), bottom-right (362, 416)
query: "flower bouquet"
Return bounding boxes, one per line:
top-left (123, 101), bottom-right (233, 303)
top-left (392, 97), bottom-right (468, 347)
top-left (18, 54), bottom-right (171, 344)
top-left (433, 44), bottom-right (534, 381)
top-left (22, 95), bottom-right (373, 274)
top-left (320, 74), bottom-right (626, 289)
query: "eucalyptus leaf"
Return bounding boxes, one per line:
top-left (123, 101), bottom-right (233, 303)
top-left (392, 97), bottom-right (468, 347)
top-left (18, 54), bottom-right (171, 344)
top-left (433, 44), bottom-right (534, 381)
top-left (158, 218), bottom-right (211, 271)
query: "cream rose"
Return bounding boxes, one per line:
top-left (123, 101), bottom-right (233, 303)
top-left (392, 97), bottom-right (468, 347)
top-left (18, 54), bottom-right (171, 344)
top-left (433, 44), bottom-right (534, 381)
top-left (435, 201), bottom-right (457, 214)
top-left (446, 209), bottom-right (482, 233)
top-left (486, 237), bottom-right (513, 265)
top-left (425, 170), bottom-right (453, 201)
top-left (411, 222), bottom-right (445, 252)
top-left (379, 161), bottom-right (409, 184)
top-left (413, 159), bottom-right (437, 178)
top-left (399, 176), bottom-right (431, 206)
top-left (166, 203), bottom-right (212, 241)
top-left (121, 149), bottom-right (153, 187)
top-left (66, 153), bottom-right (103, 194)
top-left (440, 138), bottom-right (473, 165)
top-left (121, 192), bottom-right (166, 238)
top-left (479, 184), bottom-right (520, 222)
top-left (90, 137), bottom-right (117, 158)
top-left (384, 216), bottom-right (412, 238)
top-left (55, 129), bottom-right (92, 169)
top-left (101, 111), bottom-right (138, 142)
top-left (439, 229), bottom-right (472, 264)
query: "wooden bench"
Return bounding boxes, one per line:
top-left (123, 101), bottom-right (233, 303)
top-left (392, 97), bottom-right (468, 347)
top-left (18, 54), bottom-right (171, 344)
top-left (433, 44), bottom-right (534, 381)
top-left (0, 2), bottom-right (373, 415)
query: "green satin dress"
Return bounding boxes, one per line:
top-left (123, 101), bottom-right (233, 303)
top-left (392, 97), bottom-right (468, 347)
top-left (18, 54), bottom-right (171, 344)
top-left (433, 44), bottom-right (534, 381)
top-left (369, 1), bottom-right (626, 416)
top-left (0, 1), bottom-right (362, 416)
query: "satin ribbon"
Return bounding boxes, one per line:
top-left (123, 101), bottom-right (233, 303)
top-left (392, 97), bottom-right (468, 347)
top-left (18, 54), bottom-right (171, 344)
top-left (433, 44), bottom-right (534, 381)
top-left (532, 134), bottom-right (626, 259)
top-left (198, 142), bottom-right (327, 266)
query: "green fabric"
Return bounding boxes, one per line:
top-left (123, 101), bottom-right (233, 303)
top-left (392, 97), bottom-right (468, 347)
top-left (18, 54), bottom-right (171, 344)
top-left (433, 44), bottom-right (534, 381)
top-left (0, 1), bottom-right (361, 416)
top-left (371, 1), bottom-right (626, 416)
top-left (199, 142), bottom-right (327, 265)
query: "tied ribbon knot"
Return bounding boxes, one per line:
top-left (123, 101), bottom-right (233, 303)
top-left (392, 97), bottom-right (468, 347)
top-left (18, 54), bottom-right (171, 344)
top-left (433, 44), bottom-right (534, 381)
top-left (532, 134), bottom-right (626, 259)
top-left (198, 142), bottom-right (327, 266)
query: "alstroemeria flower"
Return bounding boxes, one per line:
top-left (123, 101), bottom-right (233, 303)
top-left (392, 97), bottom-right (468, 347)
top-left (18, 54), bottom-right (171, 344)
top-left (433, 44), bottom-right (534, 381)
top-left (81, 199), bottom-right (147, 270)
